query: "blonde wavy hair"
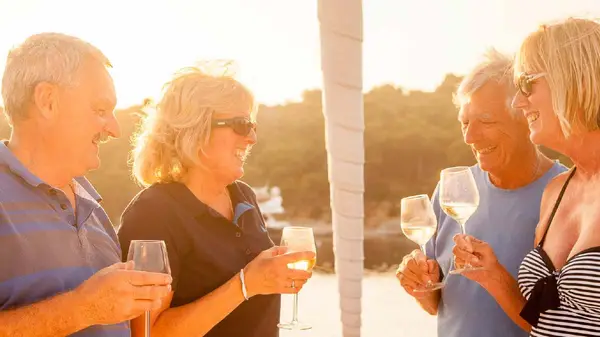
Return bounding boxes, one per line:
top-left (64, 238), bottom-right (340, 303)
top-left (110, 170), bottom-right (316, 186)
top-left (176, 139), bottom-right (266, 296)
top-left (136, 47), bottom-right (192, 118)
top-left (132, 63), bottom-right (256, 187)
top-left (514, 17), bottom-right (600, 137)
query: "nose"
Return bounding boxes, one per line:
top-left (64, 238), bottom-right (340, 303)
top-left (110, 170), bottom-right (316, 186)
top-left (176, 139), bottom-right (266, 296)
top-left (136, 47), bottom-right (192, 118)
top-left (463, 122), bottom-right (482, 146)
top-left (246, 128), bottom-right (257, 145)
top-left (105, 112), bottom-right (121, 139)
top-left (511, 91), bottom-right (528, 111)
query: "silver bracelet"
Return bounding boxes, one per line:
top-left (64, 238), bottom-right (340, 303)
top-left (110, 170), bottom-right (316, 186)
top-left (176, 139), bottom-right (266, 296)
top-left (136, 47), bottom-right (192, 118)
top-left (240, 268), bottom-right (249, 301)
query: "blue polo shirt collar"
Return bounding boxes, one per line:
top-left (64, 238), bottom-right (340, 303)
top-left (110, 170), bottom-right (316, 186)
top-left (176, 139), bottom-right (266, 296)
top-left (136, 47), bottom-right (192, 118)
top-left (0, 141), bottom-right (44, 187)
top-left (0, 141), bottom-right (102, 202)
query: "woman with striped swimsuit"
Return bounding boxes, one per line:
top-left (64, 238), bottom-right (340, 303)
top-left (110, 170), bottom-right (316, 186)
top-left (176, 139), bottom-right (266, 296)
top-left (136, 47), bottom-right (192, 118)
top-left (451, 17), bottom-right (600, 336)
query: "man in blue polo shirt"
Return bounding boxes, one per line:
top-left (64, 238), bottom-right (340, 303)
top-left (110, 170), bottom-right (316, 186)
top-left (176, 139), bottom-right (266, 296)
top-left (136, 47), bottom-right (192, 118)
top-left (0, 33), bottom-right (172, 336)
top-left (395, 49), bottom-right (568, 337)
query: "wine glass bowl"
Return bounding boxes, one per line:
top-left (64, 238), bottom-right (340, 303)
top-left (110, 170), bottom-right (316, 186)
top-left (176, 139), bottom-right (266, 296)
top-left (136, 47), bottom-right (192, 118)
top-left (439, 166), bottom-right (482, 274)
top-left (278, 226), bottom-right (316, 330)
top-left (127, 240), bottom-right (171, 337)
top-left (128, 240), bottom-right (171, 274)
top-left (400, 194), bottom-right (444, 292)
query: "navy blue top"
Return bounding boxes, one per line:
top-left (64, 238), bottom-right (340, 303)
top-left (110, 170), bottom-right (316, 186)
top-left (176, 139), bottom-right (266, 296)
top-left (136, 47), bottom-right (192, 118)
top-left (118, 181), bottom-right (280, 337)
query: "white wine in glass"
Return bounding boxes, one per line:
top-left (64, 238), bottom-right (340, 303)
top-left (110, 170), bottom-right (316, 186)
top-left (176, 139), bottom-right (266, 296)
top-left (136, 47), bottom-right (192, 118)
top-left (278, 226), bottom-right (317, 331)
top-left (439, 166), bottom-right (481, 274)
top-left (400, 194), bottom-right (444, 292)
top-left (127, 240), bottom-right (171, 337)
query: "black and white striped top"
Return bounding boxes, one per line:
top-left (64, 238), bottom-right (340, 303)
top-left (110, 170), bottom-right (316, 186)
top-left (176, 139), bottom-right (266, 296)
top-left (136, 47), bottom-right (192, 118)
top-left (518, 168), bottom-right (600, 336)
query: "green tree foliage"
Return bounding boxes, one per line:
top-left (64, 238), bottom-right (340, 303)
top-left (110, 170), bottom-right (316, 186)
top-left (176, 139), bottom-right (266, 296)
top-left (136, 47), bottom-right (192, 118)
top-left (0, 75), bottom-right (571, 226)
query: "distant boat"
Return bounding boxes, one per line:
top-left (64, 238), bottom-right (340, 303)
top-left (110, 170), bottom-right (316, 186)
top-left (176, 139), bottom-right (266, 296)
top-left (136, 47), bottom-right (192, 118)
top-left (251, 185), bottom-right (290, 229)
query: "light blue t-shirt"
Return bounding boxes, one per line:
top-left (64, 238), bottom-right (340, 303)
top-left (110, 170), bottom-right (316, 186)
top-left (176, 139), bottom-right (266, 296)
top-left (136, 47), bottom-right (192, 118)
top-left (425, 161), bottom-right (567, 337)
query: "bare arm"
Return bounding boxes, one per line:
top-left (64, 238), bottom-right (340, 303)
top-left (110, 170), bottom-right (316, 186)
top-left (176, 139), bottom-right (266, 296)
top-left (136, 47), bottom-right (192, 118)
top-left (453, 239), bottom-right (531, 332)
top-left (135, 248), bottom-right (314, 337)
top-left (0, 291), bottom-right (87, 337)
top-left (478, 264), bottom-right (530, 332)
top-left (0, 262), bottom-right (171, 337)
top-left (134, 273), bottom-right (245, 337)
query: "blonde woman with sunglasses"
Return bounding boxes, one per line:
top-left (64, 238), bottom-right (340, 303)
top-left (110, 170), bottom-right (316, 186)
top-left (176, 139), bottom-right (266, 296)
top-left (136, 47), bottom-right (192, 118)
top-left (117, 66), bottom-right (315, 337)
top-left (453, 18), bottom-right (600, 336)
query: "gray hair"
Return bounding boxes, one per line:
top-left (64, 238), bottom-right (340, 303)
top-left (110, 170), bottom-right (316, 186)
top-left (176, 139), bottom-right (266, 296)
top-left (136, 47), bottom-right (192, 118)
top-left (454, 48), bottom-right (517, 113)
top-left (1, 32), bottom-right (112, 124)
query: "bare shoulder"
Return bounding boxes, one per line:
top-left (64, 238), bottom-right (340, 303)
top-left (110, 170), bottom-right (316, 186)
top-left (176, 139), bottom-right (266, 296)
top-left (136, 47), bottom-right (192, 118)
top-left (580, 175), bottom-right (600, 239)
top-left (534, 169), bottom-right (574, 245)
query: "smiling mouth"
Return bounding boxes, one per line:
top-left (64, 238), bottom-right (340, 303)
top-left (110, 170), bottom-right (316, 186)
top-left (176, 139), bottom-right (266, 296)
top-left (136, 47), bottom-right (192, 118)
top-left (525, 112), bottom-right (540, 124)
top-left (235, 149), bottom-right (249, 162)
top-left (92, 133), bottom-right (109, 145)
top-left (476, 146), bottom-right (496, 154)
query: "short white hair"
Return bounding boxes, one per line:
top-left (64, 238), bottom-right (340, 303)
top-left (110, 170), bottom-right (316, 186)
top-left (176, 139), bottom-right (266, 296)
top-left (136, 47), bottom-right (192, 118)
top-left (1, 32), bottom-right (111, 124)
top-left (454, 48), bottom-right (517, 112)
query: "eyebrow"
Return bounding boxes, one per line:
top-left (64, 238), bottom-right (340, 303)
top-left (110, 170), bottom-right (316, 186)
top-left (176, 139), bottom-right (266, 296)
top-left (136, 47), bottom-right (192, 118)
top-left (458, 111), bottom-right (495, 122)
top-left (93, 97), bottom-right (117, 109)
top-left (479, 112), bottom-right (493, 120)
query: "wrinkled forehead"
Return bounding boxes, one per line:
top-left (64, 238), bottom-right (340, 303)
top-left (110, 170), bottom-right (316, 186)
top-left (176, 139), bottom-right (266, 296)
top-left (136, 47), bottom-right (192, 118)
top-left (74, 59), bottom-right (117, 106)
top-left (458, 82), bottom-right (509, 119)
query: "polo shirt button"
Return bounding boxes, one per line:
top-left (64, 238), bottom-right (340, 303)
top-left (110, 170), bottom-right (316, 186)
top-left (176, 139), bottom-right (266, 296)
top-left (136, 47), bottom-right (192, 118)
top-left (60, 204), bottom-right (68, 210)
top-left (245, 248), bottom-right (251, 255)
top-left (49, 189), bottom-right (57, 196)
top-left (235, 232), bottom-right (242, 238)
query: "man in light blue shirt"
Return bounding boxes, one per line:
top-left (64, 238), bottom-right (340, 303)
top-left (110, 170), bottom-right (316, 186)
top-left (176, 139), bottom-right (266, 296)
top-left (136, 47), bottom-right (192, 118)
top-left (396, 49), bottom-right (567, 337)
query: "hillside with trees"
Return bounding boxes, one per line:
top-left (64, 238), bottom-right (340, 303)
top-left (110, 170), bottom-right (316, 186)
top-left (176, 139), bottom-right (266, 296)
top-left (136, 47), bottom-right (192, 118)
top-left (0, 74), bottom-right (570, 227)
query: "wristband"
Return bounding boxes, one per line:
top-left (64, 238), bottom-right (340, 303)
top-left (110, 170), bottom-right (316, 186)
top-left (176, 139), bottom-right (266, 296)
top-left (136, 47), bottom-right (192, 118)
top-left (240, 268), bottom-right (249, 301)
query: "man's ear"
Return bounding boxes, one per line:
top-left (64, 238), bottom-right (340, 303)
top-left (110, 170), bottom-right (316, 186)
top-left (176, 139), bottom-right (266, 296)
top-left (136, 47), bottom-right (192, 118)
top-left (32, 82), bottom-right (60, 120)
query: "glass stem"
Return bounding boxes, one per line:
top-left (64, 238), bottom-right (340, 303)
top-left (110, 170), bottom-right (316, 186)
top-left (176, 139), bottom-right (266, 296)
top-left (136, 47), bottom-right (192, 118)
top-left (459, 220), bottom-right (471, 269)
top-left (292, 293), bottom-right (299, 323)
top-left (420, 244), bottom-right (432, 286)
top-left (145, 311), bottom-right (151, 337)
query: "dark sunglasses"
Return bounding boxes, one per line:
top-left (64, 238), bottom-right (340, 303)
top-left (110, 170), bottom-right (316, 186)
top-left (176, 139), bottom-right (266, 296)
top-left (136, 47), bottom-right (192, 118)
top-left (211, 117), bottom-right (257, 136)
top-left (517, 72), bottom-right (545, 97)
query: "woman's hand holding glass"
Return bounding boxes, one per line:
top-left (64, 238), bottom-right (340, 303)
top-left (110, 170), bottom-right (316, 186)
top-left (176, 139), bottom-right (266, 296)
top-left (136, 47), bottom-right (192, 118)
top-left (452, 234), bottom-right (501, 283)
top-left (275, 226), bottom-right (317, 330)
top-left (243, 245), bottom-right (315, 297)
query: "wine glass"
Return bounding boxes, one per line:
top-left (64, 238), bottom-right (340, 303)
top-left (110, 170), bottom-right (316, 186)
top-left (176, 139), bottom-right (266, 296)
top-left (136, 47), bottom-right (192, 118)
top-left (127, 240), bottom-right (171, 337)
top-left (439, 166), bottom-right (481, 274)
top-left (400, 194), bottom-right (445, 292)
top-left (277, 226), bottom-right (317, 331)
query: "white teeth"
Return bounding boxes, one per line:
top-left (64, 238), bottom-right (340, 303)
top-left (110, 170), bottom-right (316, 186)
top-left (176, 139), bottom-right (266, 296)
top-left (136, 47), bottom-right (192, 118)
top-left (479, 146), bottom-right (496, 154)
top-left (527, 112), bottom-right (540, 123)
top-left (235, 149), bottom-right (247, 161)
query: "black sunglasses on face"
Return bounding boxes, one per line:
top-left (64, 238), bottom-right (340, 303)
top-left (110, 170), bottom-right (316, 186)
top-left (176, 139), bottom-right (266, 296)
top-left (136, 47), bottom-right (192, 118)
top-left (517, 72), bottom-right (545, 97)
top-left (211, 117), bottom-right (257, 136)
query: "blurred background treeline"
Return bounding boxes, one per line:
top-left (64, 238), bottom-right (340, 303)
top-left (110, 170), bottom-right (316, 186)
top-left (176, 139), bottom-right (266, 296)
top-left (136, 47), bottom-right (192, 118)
top-left (0, 74), bottom-right (573, 268)
top-left (0, 74), bottom-right (570, 228)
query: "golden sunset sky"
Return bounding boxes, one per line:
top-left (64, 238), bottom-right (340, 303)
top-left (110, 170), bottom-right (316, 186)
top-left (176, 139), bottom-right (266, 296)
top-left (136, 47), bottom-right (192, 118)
top-left (0, 0), bottom-right (597, 108)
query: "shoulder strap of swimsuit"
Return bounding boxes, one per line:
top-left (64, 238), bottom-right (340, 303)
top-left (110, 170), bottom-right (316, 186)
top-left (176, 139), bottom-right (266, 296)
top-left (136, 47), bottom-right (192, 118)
top-left (539, 167), bottom-right (577, 246)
